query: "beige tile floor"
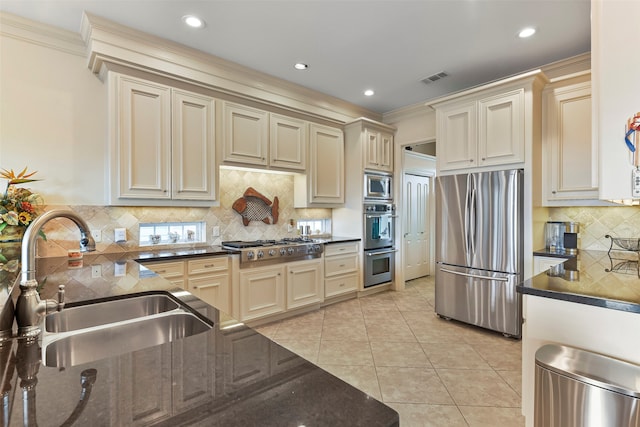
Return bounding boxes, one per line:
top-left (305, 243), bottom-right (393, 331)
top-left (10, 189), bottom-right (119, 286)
top-left (254, 276), bottom-right (525, 427)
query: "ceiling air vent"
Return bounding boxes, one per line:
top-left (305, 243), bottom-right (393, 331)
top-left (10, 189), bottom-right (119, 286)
top-left (421, 71), bottom-right (449, 85)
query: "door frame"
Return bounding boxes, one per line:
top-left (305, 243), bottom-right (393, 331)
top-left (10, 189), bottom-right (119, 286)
top-left (393, 137), bottom-right (436, 290)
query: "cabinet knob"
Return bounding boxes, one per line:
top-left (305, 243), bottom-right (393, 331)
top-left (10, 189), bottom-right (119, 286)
top-left (469, 159), bottom-right (474, 162)
top-left (481, 157), bottom-right (485, 161)
top-left (552, 190), bottom-right (557, 194)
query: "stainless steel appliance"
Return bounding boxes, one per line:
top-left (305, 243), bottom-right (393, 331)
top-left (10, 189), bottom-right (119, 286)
top-left (364, 171), bottom-right (392, 201)
top-left (435, 169), bottom-right (523, 338)
top-left (363, 203), bottom-right (396, 287)
top-left (364, 203), bottom-right (396, 250)
top-left (222, 239), bottom-right (323, 267)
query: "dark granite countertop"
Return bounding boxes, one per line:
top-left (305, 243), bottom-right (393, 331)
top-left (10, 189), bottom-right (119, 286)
top-left (518, 249), bottom-right (640, 314)
top-left (532, 248), bottom-right (578, 259)
top-left (0, 251), bottom-right (398, 426)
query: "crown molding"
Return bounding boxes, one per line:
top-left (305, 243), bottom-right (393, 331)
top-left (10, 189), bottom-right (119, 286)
top-left (80, 12), bottom-right (381, 124)
top-left (0, 12), bottom-right (86, 56)
top-left (383, 101), bottom-right (434, 124)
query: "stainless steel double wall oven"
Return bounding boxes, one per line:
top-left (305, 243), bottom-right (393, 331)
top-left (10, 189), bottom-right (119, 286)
top-left (363, 202), bottom-right (396, 288)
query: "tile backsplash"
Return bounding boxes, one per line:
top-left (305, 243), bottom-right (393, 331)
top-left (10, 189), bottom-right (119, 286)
top-left (548, 206), bottom-right (640, 251)
top-left (35, 168), bottom-right (330, 257)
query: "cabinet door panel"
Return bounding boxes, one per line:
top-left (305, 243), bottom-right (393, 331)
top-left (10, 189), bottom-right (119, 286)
top-left (309, 124), bottom-right (344, 203)
top-left (239, 265), bottom-right (285, 321)
top-left (379, 132), bottom-right (394, 172)
top-left (364, 128), bottom-right (379, 168)
top-left (286, 259), bottom-right (323, 309)
top-left (478, 89), bottom-right (524, 166)
top-left (118, 76), bottom-right (171, 199)
top-left (437, 102), bottom-right (476, 171)
top-left (189, 273), bottom-right (230, 314)
top-left (223, 102), bottom-right (268, 166)
top-left (172, 332), bottom-right (215, 411)
top-left (544, 80), bottom-right (597, 202)
top-left (172, 90), bottom-right (215, 201)
top-left (270, 114), bottom-right (307, 170)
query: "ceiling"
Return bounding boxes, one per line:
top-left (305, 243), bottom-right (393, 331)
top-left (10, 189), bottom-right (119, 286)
top-left (0, 0), bottom-right (591, 114)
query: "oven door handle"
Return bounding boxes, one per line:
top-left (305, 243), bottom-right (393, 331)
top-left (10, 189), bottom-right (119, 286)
top-left (366, 249), bottom-right (398, 257)
top-left (365, 214), bottom-right (398, 219)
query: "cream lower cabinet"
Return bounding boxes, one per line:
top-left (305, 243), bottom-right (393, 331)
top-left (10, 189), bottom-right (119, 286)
top-left (239, 265), bottom-right (286, 322)
top-left (542, 75), bottom-right (598, 204)
top-left (141, 259), bottom-right (185, 289)
top-left (324, 242), bottom-right (359, 297)
top-left (238, 259), bottom-right (323, 322)
top-left (286, 258), bottom-right (323, 309)
top-left (108, 72), bottom-right (216, 205)
top-left (533, 256), bottom-right (568, 276)
top-left (187, 256), bottom-right (231, 314)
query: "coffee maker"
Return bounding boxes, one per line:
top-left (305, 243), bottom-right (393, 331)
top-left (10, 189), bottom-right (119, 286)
top-left (545, 221), bottom-right (579, 254)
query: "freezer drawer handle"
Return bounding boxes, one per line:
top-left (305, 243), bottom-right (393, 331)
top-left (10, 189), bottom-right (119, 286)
top-left (366, 249), bottom-right (398, 257)
top-left (440, 267), bottom-right (509, 282)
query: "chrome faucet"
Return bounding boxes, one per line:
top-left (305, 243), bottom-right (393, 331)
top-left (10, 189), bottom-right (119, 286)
top-left (16, 210), bottom-right (96, 338)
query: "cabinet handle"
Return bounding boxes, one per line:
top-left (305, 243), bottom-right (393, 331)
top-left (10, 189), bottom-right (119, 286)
top-left (156, 270), bottom-right (166, 274)
top-left (469, 159), bottom-right (474, 162)
top-left (339, 283), bottom-right (345, 287)
top-left (552, 190), bottom-right (557, 194)
top-left (195, 283), bottom-right (219, 290)
top-left (481, 157), bottom-right (485, 161)
top-left (204, 264), bottom-right (215, 268)
top-left (339, 264), bottom-right (345, 267)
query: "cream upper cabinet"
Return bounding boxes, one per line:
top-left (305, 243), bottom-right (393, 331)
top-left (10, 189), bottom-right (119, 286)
top-left (294, 123), bottom-right (345, 207)
top-left (364, 127), bottom-right (394, 172)
top-left (108, 73), bottom-right (216, 205)
top-left (222, 102), bottom-right (307, 171)
top-left (223, 102), bottom-right (269, 166)
top-left (270, 113), bottom-right (307, 171)
top-left (436, 88), bottom-right (525, 172)
top-left (542, 76), bottom-right (598, 204)
top-left (592, 0), bottom-right (640, 201)
top-left (478, 89), bottom-right (525, 167)
top-left (436, 102), bottom-right (477, 171)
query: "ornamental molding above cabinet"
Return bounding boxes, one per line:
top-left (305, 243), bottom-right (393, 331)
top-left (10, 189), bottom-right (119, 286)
top-left (79, 12), bottom-right (377, 124)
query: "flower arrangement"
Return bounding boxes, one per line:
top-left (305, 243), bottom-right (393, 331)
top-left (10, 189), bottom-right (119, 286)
top-left (0, 167), bottom-right (44, 238)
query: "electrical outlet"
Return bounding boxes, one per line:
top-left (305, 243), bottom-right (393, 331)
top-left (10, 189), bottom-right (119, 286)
top-left (114, 228), bottom-right (126, 243)
top-left (212, 226), bottom-right (220, 237)
top-left (90, 229), bottom-right (102, 243)
top-left (91, 264), bottom-right (102, 278)
top-left (633, 168), bottom-right (640, 197)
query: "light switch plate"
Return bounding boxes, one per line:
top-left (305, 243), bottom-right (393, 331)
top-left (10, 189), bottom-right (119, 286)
top-left (114, 228), bottom-right (127, 243)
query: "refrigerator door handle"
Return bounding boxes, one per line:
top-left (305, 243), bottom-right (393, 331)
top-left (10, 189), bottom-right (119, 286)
top-left (470, 185), bottom-right (477, 254)
top-left (464, 175), bottom-right (471, 254)
top-left (440, 267), bottom-right (509, 282)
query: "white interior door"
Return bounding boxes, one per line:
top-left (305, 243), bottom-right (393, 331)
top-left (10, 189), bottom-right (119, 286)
top-left (403, 173), bottom-right (431, 280)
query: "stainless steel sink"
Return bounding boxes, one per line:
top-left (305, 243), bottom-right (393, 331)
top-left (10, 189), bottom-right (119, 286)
top-left (41, 292), bottom-right (213, 367)
top-left (46, 294), bottom-right (181, 333)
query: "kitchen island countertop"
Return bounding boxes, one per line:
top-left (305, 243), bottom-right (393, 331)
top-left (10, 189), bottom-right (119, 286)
top-left (518, 249), bottom-right (640, 314)
top-left (0, 250), bottom-right (398, 426)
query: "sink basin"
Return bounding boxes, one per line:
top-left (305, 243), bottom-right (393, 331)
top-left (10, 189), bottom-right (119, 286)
top-left (46, 294), bottom-right (181, 333)
top-left (41, 292), bottom-right (213, 367)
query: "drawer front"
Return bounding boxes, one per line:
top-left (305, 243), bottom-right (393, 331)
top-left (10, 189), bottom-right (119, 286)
top-left (324, 242), bottom-right (359, 257)
top-left (144, 261), bottom-right (185, 278)
top-left (325, 253), bottom-right (359, 277)
top-left (188, 256), bottom-right (229, 275)
top-left (325, 273), bottom-right (358, 298)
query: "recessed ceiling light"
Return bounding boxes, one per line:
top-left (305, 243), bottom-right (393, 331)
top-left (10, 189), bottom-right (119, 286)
top-left (294, 63), bottom-right (309, 70)
top-left (518, 27), bottom-right (536, 38)
top-left (364, 89), bottom-right (375, 96)
top-left (183, 15), bottom-right (205, 28)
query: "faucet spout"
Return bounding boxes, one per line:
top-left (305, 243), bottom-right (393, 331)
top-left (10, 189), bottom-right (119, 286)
top-left (16, 210), bottom-right (96, 337)
top-left (21, 210), bottom-right (96, 284)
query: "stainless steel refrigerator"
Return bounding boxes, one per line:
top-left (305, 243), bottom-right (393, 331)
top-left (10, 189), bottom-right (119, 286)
top-left (435, 169), bottom-right (523, 338)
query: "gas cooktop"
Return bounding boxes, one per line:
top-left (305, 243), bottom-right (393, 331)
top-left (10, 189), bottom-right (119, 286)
top-left (222, 239), bottom-right (323, 266)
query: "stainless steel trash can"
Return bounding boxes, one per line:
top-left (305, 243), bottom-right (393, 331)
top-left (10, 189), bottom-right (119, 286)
top-left (535, 344), bottom-right (640, 427)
